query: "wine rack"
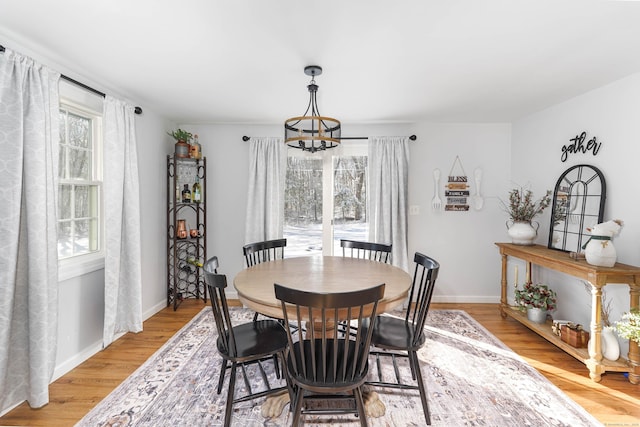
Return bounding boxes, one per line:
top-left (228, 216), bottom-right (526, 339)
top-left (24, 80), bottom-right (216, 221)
top-left (167, 155), bottom-right (207, 310)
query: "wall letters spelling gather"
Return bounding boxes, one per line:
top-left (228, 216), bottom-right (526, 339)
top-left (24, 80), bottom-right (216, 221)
top-left (561, 131), bottom-right (602, 162)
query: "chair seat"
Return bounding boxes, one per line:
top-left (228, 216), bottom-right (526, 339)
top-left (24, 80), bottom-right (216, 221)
top-left (288, 339), bottom-right (369, 392)
top-left (366, 315), bottom-right (426, 350)
top-left (217, 319), bottom-right (288, 360)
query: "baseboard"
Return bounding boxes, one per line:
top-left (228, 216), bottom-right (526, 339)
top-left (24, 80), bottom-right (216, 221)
top-left (52, 339), bottom-right (103, 382)
top-left (432, 295), bottom-right (501, 304)
top-left (143, 300), bottom-right (169, 321)
top-left (52, 299), bottom-right (168, 383)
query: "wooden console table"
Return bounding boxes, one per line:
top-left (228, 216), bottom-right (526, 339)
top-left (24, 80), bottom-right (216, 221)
top-left (496, 243), bottom-right (640, 384)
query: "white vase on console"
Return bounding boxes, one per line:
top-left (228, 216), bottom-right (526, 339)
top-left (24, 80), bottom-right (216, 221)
top-left (507, 221), bottom-right (538, 245)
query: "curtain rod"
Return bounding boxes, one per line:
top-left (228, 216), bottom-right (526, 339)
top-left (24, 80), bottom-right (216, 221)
top-left (242, 135), bottom-right (417, 142)
top-left (0, 44), bottom-right (142, 115)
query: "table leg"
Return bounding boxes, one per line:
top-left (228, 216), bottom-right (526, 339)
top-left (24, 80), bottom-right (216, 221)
top-left (586, 283), bottom-right (604, 382)
top-left (500, 253), bottom-right (508, 318)
top-left (628, 283), bottom-right (640, 384)
top-left (261, 389), bottom-right (290, 418)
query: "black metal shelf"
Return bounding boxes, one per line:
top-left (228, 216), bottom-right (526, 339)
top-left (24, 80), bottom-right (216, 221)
top-left (167, 155), bottom-right (207, 310)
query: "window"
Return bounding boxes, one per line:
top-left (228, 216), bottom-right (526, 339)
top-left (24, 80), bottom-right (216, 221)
top-left (284, 143), bottom-right (369, 256)
top-left (57, 102), bottom-right (103, 261)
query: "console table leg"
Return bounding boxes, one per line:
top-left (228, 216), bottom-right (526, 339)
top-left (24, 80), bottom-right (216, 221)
top-left (628, 284), bottom-right (640, 384)
top-left (500, 253), bottom-right (508, 318)
top-left (587, 283), bottom-right (604, 382)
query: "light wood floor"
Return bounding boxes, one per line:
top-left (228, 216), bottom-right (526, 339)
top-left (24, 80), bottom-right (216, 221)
top-left (1, 300), bottom-right (638, 426)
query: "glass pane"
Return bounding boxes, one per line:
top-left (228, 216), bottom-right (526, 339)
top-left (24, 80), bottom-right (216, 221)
top-left (58, 145), bottom-right (66, 179)
top-left (58, 184), bottom-right (72, 219)
top-left (74, 219), bottom-right (90, 254)
top-left (333, 156), bottom-right (369, 253)
top-left (74, 185), bottom-right (98, 218)
top-left (57, 221), bottom-right (72, 258)
top-left (68, 112), bottom-right (90, 148)
top-left (284, 157), bottom-right (323, 256)
top-left (68, 147), bottom-right (90, 179)
top-left (59, 110), bottom-right (67, 144)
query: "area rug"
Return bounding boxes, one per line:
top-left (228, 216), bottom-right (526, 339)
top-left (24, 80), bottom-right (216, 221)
top-left (76, 308), bottom-right (602, 427)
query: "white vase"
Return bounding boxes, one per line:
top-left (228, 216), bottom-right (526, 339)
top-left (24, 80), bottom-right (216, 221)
top-left (601, 327), bottom-right (620, 361)
top-left (584, 237), bottom-right (617, 267)
top-left (587, 327), bottom-right (620, 361)
top-left (507, 221), bottom-right (538, 245)
top-left (527, 307), bottom-right (548, 324)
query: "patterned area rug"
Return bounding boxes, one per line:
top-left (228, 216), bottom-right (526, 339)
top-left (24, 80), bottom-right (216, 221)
top-left (76, 308), bottom-right (602, 426)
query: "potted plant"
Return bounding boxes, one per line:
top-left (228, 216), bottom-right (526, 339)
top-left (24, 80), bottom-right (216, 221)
top-left (502, 186), bottom-right (552, 245)
top-left (514, 282), bottom-right (557, 323)
top-left (167, 128), bottom-right (193, 158)
top-left (615, 308), bottom-right (640, 344)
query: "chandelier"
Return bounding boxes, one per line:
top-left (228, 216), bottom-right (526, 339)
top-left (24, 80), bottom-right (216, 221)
top-left (284, 65), bottom-right (341, 153)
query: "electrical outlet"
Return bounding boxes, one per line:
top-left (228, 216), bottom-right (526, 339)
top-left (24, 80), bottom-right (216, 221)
top-left (409, 205), bottom-right (420, 215)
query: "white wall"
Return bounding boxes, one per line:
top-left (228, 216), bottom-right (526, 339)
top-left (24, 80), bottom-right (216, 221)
top-left (409, 123), bottom-right (511, 302)
top-left (179, 122), bottom-right (511, 303)
top-left (511, 72), bottom-right (640, 357)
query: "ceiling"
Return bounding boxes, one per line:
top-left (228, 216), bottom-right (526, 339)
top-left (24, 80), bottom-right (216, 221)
top-left (3, 1), bottom-right (640, 125)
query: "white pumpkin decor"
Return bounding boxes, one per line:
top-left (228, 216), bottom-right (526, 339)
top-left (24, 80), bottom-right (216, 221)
top-left (583, 219), bottom-right (624, 267)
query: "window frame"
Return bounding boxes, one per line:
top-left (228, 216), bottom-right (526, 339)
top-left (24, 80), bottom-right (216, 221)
top-left (57, 90), bottom-right (105, 281)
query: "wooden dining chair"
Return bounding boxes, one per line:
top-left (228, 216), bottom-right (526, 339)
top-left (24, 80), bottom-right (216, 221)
top-left (204, 260), bottom-right (289, 427)
top-left (364, 252), bottom-right (439, 426)
top-left (274, 282), bottom-right (385, 427)
top-left (340, 239), bottom-right (392, 264)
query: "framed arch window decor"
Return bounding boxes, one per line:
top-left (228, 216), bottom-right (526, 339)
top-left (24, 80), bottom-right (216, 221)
top-left (547, 164), bottom-right (606, 253)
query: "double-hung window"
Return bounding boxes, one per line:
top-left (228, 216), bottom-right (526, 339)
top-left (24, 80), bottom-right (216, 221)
top-left (57, 100), bottom-right (103, 271)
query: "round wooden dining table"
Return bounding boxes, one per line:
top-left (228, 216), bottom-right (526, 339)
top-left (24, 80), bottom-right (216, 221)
top-left (233, 255), bottom-right (412, 319)
top-left (233, 255), bottom-right (412, 419)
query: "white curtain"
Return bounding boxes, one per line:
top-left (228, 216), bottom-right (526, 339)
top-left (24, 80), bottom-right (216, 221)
top-left (244, 137), bottom-right (286, 244)
top-left (0, 48), bottom-right (60, 410)
top-left (103, 95), bottom-right (142, 348)
top-left (368, 136), bottom-right (410, 271)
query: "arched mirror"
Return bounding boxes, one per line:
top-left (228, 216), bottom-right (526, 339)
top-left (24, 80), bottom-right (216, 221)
top-left (548, 164), bottom-right (606, 253)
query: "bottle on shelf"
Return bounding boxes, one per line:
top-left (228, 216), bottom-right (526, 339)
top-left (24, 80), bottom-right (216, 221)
top-left (192, 176), bottom-right (202, 203)
top-left (182, 184), bottom-right (191, 203)
top-left (190, 134), bottom-right (202, 159)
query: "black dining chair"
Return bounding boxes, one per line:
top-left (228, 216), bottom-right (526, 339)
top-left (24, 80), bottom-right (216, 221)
top-left (274, 282), bottom-right (385, 427)
top-left (243, 238), bottom-right (287, 267)
top-left (204, 258), bottom-right (289, 427)
top-left (340, 239), bottom-right (392, 264)
top-left (364, 252), bottom-right (439, 426)
top-left (243, 238), bottom-right (287, 322)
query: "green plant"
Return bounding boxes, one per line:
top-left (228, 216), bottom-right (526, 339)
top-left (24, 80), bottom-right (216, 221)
top-left (502, 187), bottom-right (552, 222)
top-left (167, 128), bottom-right (193, 142)
top-left (514, 282), bottom-right (557, 311)
top-left (614, 308), bottom-right (640, 344)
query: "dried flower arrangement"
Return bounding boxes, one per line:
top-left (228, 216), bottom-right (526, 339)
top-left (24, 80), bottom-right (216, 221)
top-left (502, 187), bottom-right (552, 222)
